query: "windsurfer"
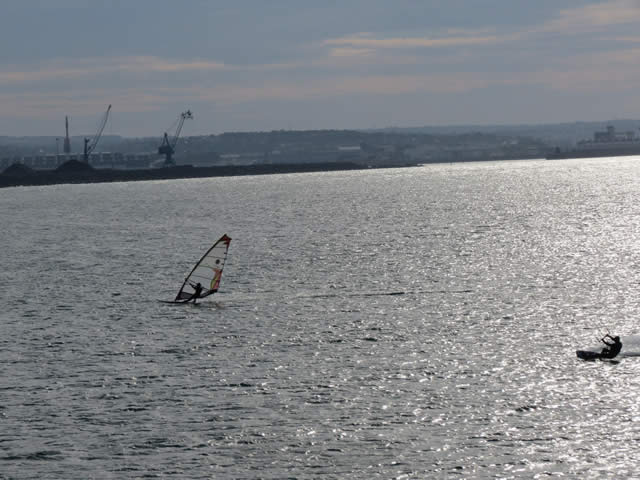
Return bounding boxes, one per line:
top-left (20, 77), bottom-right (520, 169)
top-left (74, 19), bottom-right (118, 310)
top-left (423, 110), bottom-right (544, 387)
top-left (187, 282), bottom-right (204, 303)
top-left (168, 234), bottom-right (231, 304)
top-left (600, 334), bottom-right (622, 359)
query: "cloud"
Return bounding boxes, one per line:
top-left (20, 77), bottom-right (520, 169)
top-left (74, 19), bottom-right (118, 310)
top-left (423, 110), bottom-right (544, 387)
top-left (0, 56), bottom-right (228, 85)
top-left (0, 55), bottom-right (312, 89)
top-left (536, 0), bottom-right (640, 34)
top-left (320, 1), bottom-right (640, 59)
top-left (0, 89), bottom-right (164, 117)
top-left (327, 47), bottom-right (376, 58)
top-left (322, 31), bottom-right (507, 50)
top-left (535, 45), bottom-right (640, 92)
top-left (527, 66), bottom-right (640, 93)
top-left (0, 73), bottom-right (497, 117)
top-left (5, 50), bottom-right (640, 118)
top-left (613, 36), bottom-right (640, 43)
top-left (585, 46), bottom-right (640, 66)
top-left (184, 72), bottom-right (525, 103)
top-left (121, 57), bottom-right (228, 73)
top-left (4, 1), bottom-right (640, 131)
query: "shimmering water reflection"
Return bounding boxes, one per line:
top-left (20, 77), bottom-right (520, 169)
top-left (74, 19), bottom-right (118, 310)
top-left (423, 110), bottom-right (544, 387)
top-left (3, 157), bottom-right (640, 478)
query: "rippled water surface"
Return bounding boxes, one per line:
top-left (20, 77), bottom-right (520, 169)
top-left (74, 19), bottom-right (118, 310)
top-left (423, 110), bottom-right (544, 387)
top-left (4, 158), bottom-right (640, 478)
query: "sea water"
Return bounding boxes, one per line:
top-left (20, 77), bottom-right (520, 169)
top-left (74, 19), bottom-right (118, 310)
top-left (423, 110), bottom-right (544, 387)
top-left (3, 158), bottom-right (640, 478)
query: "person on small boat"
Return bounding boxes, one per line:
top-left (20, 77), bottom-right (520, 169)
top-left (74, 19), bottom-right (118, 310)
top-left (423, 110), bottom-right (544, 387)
top-left (187, 282), bottom-right (204, 303)
top-left (600, 334), bottom-right (622, 359)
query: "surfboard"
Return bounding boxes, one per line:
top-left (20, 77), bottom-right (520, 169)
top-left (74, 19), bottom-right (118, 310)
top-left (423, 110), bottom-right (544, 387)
top-left (576, 349), bottom-right (620, 361)
top-left (576, 350), bottom-right (603, 360)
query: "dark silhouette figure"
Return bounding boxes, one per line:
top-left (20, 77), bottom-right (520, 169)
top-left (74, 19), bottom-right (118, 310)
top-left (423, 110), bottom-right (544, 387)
top-left (600, 334), bottom-right (622, 359)
top-left (187, 282), bottom-right (204, 303)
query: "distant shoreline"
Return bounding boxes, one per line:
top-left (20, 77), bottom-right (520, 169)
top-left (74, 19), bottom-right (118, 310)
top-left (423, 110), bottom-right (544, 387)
top-left (0, 162), bottom-right (375, 189)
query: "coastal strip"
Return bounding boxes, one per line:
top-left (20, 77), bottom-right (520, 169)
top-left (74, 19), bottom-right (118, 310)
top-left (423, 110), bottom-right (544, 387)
top-left (0, 161), bottom-right (370, 189)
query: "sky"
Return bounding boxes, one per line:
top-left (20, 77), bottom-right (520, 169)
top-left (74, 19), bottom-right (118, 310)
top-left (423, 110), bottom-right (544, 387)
top-left (1, 0), bottom-right (640, 137)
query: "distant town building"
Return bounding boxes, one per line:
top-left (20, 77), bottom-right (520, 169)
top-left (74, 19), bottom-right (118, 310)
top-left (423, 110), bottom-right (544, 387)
top-left (593, 125), bottom-right (637, 143)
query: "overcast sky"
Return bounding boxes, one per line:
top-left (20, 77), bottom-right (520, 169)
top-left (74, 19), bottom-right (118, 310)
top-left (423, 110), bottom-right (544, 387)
top-left (2, 0), bottom-right (640, 137)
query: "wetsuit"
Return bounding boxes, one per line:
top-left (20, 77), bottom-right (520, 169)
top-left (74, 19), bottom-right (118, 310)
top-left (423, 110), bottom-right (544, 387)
top-left (188, 283), bottom-right (204, 303)
top-left (601, 336), bottom-right (622, 359)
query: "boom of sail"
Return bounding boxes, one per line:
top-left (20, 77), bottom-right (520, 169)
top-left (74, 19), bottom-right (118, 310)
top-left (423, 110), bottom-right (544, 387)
top-left (174, 234), bottom-right (231, 301)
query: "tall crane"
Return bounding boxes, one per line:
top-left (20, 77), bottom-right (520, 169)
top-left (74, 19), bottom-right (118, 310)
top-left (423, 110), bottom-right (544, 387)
top-left (158, 110), bottom-right (193, 167)
top-left (83, 104), bottom-right (112, 163)
top-left (63, 116), bottom-right (71, 154)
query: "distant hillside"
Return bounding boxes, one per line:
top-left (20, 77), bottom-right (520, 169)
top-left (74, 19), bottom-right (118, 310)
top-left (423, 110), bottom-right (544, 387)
top-left (3, 120), bottom-right (640, 153)
top-left (367, 120), bottom-right (640, 148)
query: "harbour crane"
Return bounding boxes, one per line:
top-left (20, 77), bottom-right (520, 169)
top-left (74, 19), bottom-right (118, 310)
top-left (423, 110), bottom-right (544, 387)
top-left (83, 104), bottom-right (112, 163)
top-left (158, 110), bottom-right (193, 167)
top-left (63, 116), bottom-right (71, 154)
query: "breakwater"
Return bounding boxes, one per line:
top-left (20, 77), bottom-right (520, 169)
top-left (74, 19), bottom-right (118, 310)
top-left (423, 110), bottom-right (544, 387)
top-left (0, 161), bottom-right (365, 188)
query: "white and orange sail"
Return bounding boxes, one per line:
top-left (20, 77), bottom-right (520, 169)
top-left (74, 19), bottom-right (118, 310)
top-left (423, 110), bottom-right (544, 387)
top-left (174, 234), bottom-right (231, 301)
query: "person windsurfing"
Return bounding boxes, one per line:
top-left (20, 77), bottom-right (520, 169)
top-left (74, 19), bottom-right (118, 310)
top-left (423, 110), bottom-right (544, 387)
top-left (600, 334), bottom-right (622, 359)
top-left (186, 282), bottom-right (204, 303)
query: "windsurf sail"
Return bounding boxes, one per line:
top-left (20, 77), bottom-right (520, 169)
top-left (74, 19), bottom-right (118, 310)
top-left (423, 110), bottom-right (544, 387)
top-left (174, 234), bottom-right (231, 302)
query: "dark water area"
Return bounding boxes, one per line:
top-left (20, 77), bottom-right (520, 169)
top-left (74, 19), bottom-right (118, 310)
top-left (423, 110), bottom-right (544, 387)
top-left (3, 157), bottom-right (640, 478)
